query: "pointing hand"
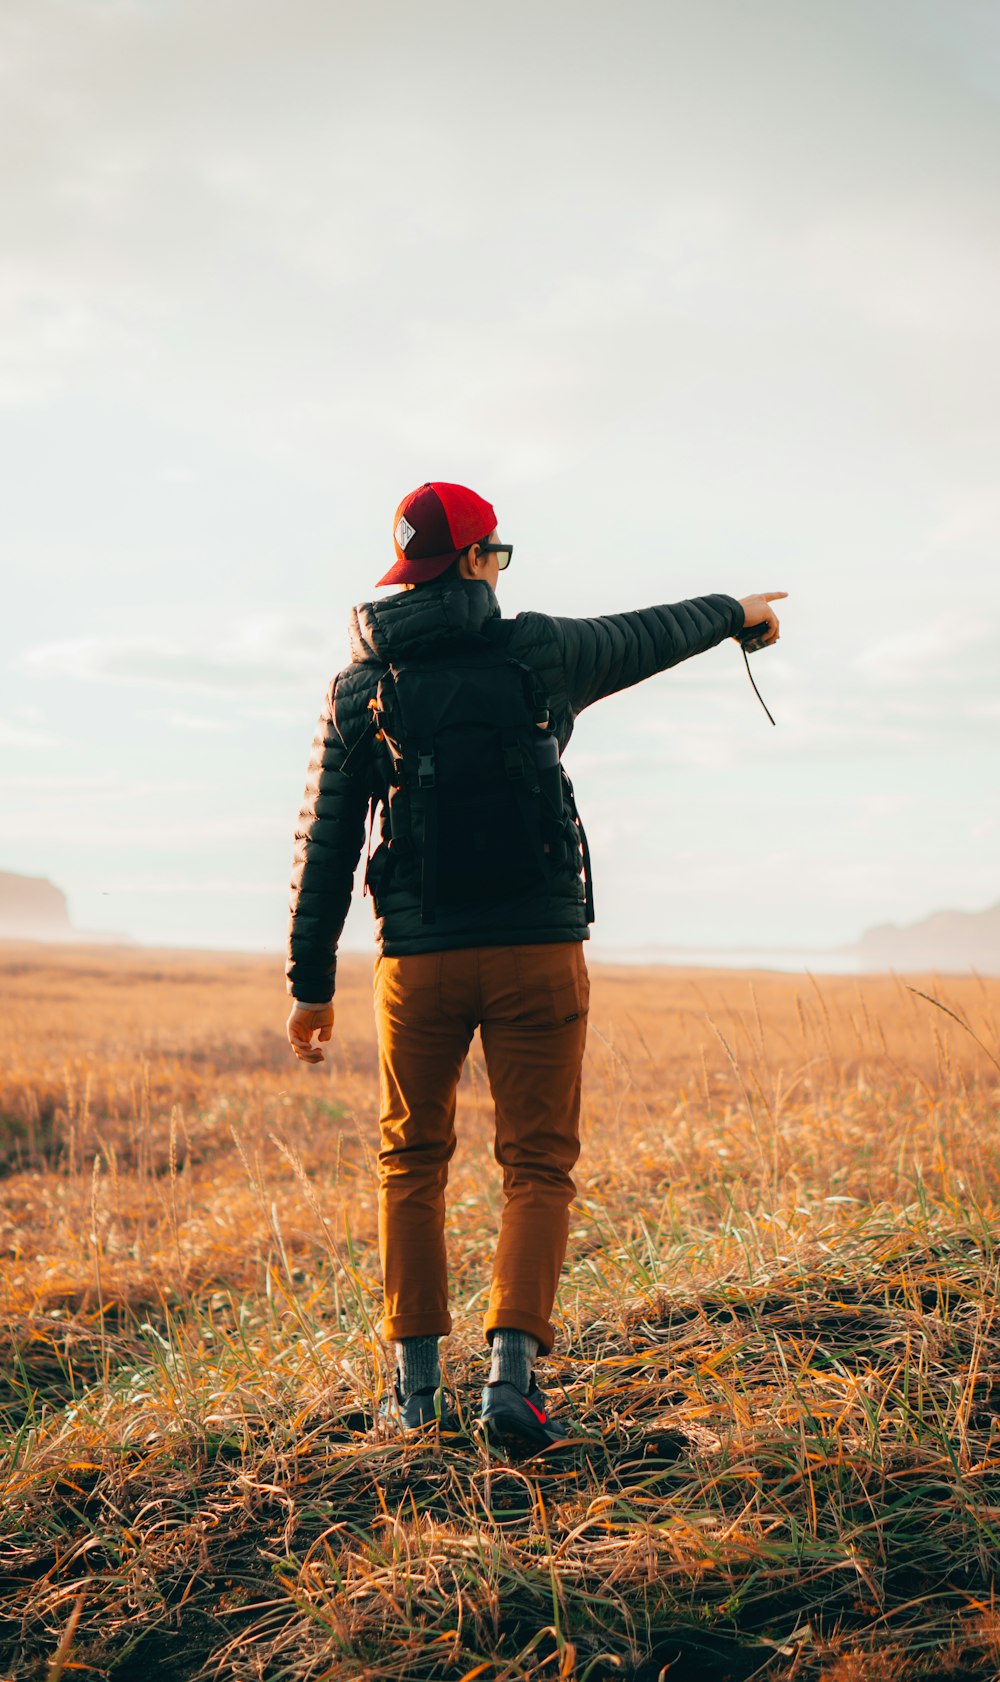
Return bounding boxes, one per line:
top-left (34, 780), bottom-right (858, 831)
top-left (735, 591), bottom-right (788, 649)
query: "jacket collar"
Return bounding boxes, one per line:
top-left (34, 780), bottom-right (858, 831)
top-left (348, 579), bottom-right (501, 666)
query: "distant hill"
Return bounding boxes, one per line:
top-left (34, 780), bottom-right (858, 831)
top-left (857, 901), bottom-right (1000, 973)
top-left (0, 870), bottom-right (74, 939)
top-left (0, 870), bottom-right (132, 945)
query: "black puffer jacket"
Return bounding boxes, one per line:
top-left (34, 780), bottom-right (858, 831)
top-left (286, 581), bottom-right (745, 1002)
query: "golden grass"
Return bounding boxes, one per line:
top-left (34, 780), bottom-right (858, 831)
top-left (1, 941), bottom-right (999, 1681)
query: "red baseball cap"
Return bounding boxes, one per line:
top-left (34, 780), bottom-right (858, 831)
top-left (377, 481), bottom-right (497, 587)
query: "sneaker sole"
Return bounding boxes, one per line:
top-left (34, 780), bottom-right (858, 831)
top-left (391, 1413), bottom-right (465, 1433)
top-left (479, 1409), bottom-right (560, 1454)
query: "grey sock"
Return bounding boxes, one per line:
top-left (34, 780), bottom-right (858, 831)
top-left (395, 1336), bottom-right (440, 1396)
top-left (489, 1330), bottom-right (540, 1392)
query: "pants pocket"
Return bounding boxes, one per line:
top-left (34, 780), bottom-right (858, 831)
top-left (511, 942), bottom-right (588, 1027)
top-left (374, 952), bottom-right (442, 1017)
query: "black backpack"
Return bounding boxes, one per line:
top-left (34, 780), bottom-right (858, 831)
top-left (354, 648), bottom-right (593, 925)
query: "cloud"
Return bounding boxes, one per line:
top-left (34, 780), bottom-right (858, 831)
top-left (140, 706), bottom-right (236, 733)
top-left (799, 211), bottom-right (1000, 340)
top-left (238, 703), bottom-right (318, 726)
top-left (0, 763), bottom-right (289, 853)
top-left (566, 639), bottom-right (1000, 776)
top-left (99, 878), bottom-right (282, 897)
top-left (0, 810), bottom-right (283, 847)
top-left (19, 614), bottom-right (332, 695)
top-left (1, 0), bottom-right (997, 477)
top-left (0, 716), bottom-right (63, 749)
top-left (854, 619), bottom-right (996, 687)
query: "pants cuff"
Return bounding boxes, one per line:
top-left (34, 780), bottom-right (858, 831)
top-left (382, 1311), bottom-right (452, 1342)
top-left (484, 1309), bottom-right (555, 1356)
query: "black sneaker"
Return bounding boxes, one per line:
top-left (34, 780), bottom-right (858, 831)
top-left (479, 1376), bottom-right (566, 1454)
top-left (379, 1377), bottom-right (461, 1434)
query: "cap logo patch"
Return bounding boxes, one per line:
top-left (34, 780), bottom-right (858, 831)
top-left (394, 515), bottom-right (416, 550)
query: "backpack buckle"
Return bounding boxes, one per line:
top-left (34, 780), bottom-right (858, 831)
top-left (502, 744), bottom-right (523, 779)
top-left (417, 749), bottom-right (436, 788)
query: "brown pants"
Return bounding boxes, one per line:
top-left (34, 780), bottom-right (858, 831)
top-left (373, 942), bottom-right (590, 1354)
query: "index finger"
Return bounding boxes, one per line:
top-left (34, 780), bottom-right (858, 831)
top-left (763, 592), bottom-right (788, 601)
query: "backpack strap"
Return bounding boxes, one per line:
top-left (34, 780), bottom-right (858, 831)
top-left (339, 711), bottom-right (377, 778)
top-left (560, 769), bottom-right (595, 923)
top-left (416, 738), bottom-right (438, 924)
top-left (501, 656), bottom-right (589, 903)
top-left (361, 792), bottom-right (377, 898)
top-left (499, 726), bottom-right (550, 882)
top-left (505, 656), bottom-right (551, 728)
top-left (578, 809), bottom-right (595, 923)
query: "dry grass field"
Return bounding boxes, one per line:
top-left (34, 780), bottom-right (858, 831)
top-left (1, 942), bottom-right (999, 1682)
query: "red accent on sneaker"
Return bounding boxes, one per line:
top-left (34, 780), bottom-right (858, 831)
top-left (523, 1397), bottom-right (547, 1424)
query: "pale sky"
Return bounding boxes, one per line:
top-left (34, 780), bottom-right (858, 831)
top-left (2, 0), bottom-right (998, 956)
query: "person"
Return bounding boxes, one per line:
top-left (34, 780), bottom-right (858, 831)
top-left (285, 480), bottom-right (786, 1451)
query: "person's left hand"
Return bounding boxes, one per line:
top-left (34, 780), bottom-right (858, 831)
top-left (286, 1002), bottom-right (335, 1064)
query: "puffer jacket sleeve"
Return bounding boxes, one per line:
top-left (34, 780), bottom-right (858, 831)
top-left (548, 593), bottom-right (745, 714)
top-left (286, 675), bottom-right (372, 1003)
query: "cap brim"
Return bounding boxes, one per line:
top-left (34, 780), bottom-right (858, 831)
top-left (376, 551), bottom-right (459, 587)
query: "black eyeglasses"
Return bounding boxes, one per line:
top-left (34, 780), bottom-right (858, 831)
top-left (478, 543), bottom-right (513, 570)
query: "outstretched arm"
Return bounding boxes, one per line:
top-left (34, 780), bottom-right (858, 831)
top-left (549, 592), bottom-right (746, 714)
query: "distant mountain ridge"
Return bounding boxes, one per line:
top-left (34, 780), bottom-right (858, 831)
top-left (0, 870), bottom-right (73, 939)
top-left (2, 868), bottom-right (997, 969)
top-left (857, 900), bottom-right (1000, 972)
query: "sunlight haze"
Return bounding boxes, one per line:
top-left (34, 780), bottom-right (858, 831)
top-left (2, 0), bottom-right (997, 956)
